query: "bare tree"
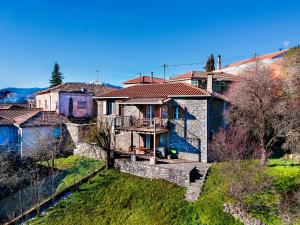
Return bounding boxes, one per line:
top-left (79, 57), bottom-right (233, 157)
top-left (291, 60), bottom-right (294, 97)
top-left (84, 121), bottom-right (113, 168)
top-left (226, 63), bottom-right (284, 165)
top-left (209, 125), bottom-right (259, 162)
top-left (280, 47), bottom-right (300, 155)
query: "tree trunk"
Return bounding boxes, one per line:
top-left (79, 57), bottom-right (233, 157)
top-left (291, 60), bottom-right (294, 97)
top-left (260, 147), bottom-right (267, 166)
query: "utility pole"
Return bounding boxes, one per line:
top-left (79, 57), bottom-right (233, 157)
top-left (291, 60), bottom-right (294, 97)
top-left (95, 70), bottom-right (99, 84)
top-left (163, 64), bottom-right (167, 82)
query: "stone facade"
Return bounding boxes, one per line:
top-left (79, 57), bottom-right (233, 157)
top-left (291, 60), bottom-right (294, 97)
top-left (169, 98), bottom-right (208, 162)
top-left (66, 123), bottom-right (92, 144)
top-left (74, 142), bottom-right (107, 161)
top-left (96, 97), bottom-right (226, 163)
top-left (114, 159), bottom-right (190, 187)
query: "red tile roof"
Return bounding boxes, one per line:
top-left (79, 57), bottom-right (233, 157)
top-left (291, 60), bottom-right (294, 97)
top-left (170, 71), bottom-right (237, 81)
top-left (0, 109), bottom-right (69, 127)
top-left (224, 50), bottom-right (287, 69)
top-left (0, 116), bottom-right (12, 126)
top-left (97, 82), bottom-right (210, 99)
top-left (37, 82), bottom-right (115, 95)
top-left (123, 76), bottom-right (164, 84)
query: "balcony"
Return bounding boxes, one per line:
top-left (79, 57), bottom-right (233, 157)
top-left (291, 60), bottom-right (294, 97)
top-left (114, 116), bottom-right (169, 134)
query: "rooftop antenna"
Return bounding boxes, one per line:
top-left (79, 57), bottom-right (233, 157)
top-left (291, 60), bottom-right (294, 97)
top-left (95, 70), bottom-right (100, 84)
top-left (253, 52), bottom-right (257, 58)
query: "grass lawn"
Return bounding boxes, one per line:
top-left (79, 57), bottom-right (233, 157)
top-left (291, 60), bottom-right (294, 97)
top-left (30, 157), bottom-right (299, 225)
top-left (42, 155), bottom-right (103, 193)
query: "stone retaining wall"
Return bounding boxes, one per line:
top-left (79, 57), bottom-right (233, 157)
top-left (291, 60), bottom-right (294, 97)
top-left (74, 143), bottom-right (107, 161)
top-left (223, 203), bottom-right (265, 225)
top-left (114, 159), bottom-right (190, 187)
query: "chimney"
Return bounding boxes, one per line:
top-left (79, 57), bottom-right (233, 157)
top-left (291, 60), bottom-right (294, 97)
top-left (217, 55), bottom-right (221, 70)
top-left (151, 72), bottom-right (154, 84)
top-left (207, 74), bottom-right (213, 93)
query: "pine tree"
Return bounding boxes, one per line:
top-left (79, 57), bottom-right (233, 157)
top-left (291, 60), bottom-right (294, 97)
top-left (205, 54), bottom-right (215, 72)
top-left (50, 63), bottom-right (64, 87)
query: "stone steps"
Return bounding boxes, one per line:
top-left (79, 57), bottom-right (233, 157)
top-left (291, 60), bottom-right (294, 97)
top-left (185, 164), bottom-right (211, 202)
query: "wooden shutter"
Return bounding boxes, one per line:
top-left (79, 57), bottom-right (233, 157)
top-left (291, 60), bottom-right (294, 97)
top-left (102, 101), bottom-right (107, 115)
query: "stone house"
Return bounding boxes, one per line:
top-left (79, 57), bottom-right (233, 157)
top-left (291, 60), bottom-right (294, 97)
top-left (36, 82), bottom-right (114, 119)
top-left (0, 109), bottom-right (69, 156)
top-left (94, 81), bottom-right (228, 163)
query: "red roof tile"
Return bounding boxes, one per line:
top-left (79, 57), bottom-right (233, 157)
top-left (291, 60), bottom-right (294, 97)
top-left (37, 82), bottom-right (115, 95)
top-left (0, 109), bottom-right (69, 127)
top-left (97, 82), bottom-right (210, 99)
top-left (123, 76), bottom-right (164, 84)
top-left (170, 71), bottom-right (237, 81)
top-left (224, 50), bottom-right (287, 69)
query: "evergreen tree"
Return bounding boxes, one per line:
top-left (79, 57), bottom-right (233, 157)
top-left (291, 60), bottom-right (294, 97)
top-left (50, 63), bottom-right (64, 87)
top-left (205, 54), bottom-right (215, 72)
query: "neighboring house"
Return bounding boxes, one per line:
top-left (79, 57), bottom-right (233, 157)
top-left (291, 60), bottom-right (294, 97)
top-left (0, 109), bottom-right (69, 156)
top-left (216, 49), bottom-right (288, 76)
top-left (0, 103), bottom-right (30, 110)
top-left (36, 82), bottom-right (114, 118)
top-left (123, 75), bottom-right (165, 88)
top-left (95, 81), bottom-right (228, 163)
top-left (0, 116), bottom-right (17, 148)
top-left (168, 71), bottom-right (237, 94)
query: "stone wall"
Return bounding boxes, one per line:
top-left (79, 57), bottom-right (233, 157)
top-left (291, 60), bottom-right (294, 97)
top-left (223, 203), bottom-right (265, 225)
top-left (74, 142), bottom-right (107, 161)
top-left (114, 159), bottom-right (190, 187)
top-left (66, 123), bottom-right (92, 144)
top-left (170, 98), bottom-right (208, 162)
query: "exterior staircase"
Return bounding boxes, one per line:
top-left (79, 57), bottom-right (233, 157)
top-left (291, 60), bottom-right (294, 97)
top-left (185, 164), bottom-right (211, 202)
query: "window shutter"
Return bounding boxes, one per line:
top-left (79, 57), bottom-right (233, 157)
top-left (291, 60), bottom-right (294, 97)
top-left (102, 101), bottom-right (107, 115)
top-left (115, 102), bottom-right (119, 115)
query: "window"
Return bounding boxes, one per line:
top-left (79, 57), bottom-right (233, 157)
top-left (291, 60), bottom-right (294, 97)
top-left (78, 101), bottom-right (87, 109)
top-left (173, 106), bottom-right (181, 119)
top-left (191, 80), bottom-right (199, 86)
top-left (53, 127), bottom-right (61, 138)
top-left (107, 101), bottom-right (115, 115)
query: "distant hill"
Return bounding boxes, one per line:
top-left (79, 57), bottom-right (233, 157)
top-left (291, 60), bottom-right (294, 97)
top-left (0, 83), bottom-right (120, 104)
top-left (0, 87), bottom-right (45, 103)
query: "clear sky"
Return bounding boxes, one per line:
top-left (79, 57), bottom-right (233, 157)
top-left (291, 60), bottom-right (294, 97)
top-left (0, 0), bottom-right (299, 88)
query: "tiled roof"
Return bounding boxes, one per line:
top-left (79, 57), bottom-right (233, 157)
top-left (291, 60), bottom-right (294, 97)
top-left (170, 71), bottom-right (237, 81)
top-left (123, 76), bottom-right (164, 84)
top-left (0, 104), bottom-right (30, 110)
top-left (0, 109), bottom-right (40, 124)
top-left (37, 82), bottom-right (115, 95)
top-left (0, 109), bottom-right (69, 127)
top-left (97, 82), bottom-right (210, 99)
top-left (0, 116), bottom-right (12, 126)
top-left (224, 50), bottom-right (288, 69)
top-left (20, 111), bottom-right (69, 127)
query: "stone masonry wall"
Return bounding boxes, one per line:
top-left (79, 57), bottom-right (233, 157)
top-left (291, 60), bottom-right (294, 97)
top-left (115, 159), bottom-right (190, 187)
top-left (74, 142), bottom-right (107, 161)
top-left (169, 98), bottom-right (208, 162)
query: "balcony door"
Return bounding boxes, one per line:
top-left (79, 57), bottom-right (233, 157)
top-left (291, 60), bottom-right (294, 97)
top-left (145, 134), bottom-right (153, 149)
top-left (145, 105), bottom-right (154, 119)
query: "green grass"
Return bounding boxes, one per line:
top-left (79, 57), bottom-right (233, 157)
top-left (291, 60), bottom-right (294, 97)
top-left (30, 157), bottom-right (299, 225)
top-left (42, 155), bottom-right (103, 193)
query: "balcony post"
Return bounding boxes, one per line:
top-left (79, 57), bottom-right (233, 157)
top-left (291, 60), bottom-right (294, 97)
top-left (150, 118), bottom-right (157, 165)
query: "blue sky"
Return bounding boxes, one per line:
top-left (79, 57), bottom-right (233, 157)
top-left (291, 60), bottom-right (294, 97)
top-left (0, 0), bottom-right (299, 88)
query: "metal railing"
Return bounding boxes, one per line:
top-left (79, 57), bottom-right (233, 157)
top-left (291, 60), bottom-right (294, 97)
top-left (113, 116), bottom-right (168, 130)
